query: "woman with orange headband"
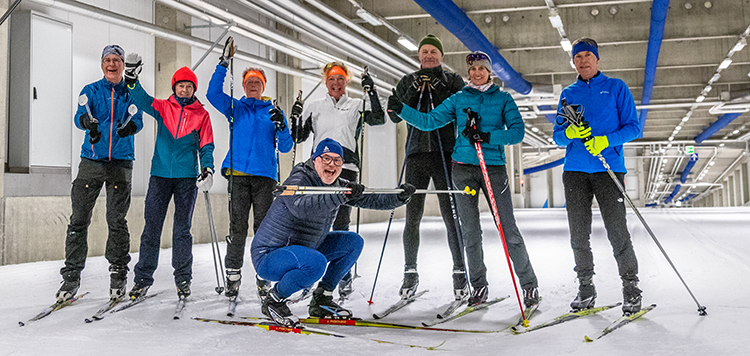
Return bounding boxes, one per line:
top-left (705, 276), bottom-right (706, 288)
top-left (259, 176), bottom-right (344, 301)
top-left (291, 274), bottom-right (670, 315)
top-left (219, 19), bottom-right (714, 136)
top-left (206, 48), bottom-right (293, 302)
top-left (290, 61), bottom-right (385, 298)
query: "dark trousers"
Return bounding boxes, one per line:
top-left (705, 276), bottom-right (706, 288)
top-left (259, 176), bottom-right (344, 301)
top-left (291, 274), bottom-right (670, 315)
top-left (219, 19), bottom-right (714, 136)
top-left (225, 175), bottom-right (276, 270)
top-left (403, 152), bottom-right (464, 271)
top-left (452, 163), bottom-right (538, 289)
top-left (333, 168), bottom-right (358, 231)
top-left (563, 171), bottom-right (639, 281)
top-left (254, 231), bottom-right (364, 298)
top-left (133, 176), bottom-right (198, 286)
top-left (61, 158), bottom-right (133, 279)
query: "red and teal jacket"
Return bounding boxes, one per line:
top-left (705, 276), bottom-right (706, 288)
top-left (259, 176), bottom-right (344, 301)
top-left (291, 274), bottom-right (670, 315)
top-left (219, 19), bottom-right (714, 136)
top-left (127, 80), bottom-right (214, 178)
top-left (74, 78), bottom-right (144, 161)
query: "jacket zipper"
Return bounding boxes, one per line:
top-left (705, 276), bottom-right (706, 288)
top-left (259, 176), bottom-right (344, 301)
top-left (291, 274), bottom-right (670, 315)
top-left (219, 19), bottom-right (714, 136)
top-left (108, 87), bottom-right (114, 160)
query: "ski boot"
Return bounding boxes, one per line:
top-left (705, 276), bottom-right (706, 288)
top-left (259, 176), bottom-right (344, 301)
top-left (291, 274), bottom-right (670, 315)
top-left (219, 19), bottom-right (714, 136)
top-left (570, 277), bottom-right (597, 311)
top-left (256, 275), bottom-right (272, 302)
top-left (309, 285), bottom-right (352, 318)
top-left (225, 269), bottom-right (241, 298)
top-left (176, 280), bottom-right (191, 299)
top-left (56, 273), bottom-right (80, 302)
top-left (399, 268), bottom-right (419, 299)
top-left (452, 269), bottom-right (469, 301)
top-left (109, 265), bottom-right (128, 300)
top-left (468, 285), bottom-right (488, 306)
top-left (523, 286), bottom-right (539, 308)
top-left (337, 271), bottom-right (354, 300)
top-left (622, 279), bottom-right (642, 315)
top-left (129, 282), bottom-right (150, 299)
top-left (262, 285), bottom-right (299, 327)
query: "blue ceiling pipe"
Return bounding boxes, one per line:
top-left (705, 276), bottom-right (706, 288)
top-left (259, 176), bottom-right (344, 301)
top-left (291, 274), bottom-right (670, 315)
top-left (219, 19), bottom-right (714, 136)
top-left (680, 154), bottom-right (698, 184)
top-left (638, 0), bottom-right (670, 137)
top-left (694, 113), bottom-right (743, 143)
top-left (523, 157), bottom-right (565, 175)
top-left (412, 0), bottom-right (532, 95)
top-left (664, 184), bottom-right (681, 204)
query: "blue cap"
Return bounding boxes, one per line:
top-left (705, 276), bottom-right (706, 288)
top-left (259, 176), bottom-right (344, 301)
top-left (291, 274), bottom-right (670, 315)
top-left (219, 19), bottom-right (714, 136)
top-left (572, 41), bottom-right (599, 59)
top-left (312, 138), bottom-right (344, 160)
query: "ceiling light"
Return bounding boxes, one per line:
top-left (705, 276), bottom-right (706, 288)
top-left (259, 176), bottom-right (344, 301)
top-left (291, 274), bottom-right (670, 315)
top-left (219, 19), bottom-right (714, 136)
top-left (703, 85), bottom-right (712, 93)
top-left (704, 1), bottom-right (712, 9)
top-left (710, 73), bottom-right (721, 82)
top-left (609, 6), bottom-right (618, 15)
top-left (668, 136), bottom-right (674, 141)
top-left (397, 36), bottom-right (419, 51)
top-left (569, 59), bottom-right (576, 69)
top-left (591, 8), bottom-right (599, 16)
top-left (709, 161), bottom-right (715, 165)
top-left (666, 143), bottom-right (673, 148)
top-left (502, 15), bottom-right (510, 22)
top-left (531, 127), bottom-right (539, 133)
top-left (733, 38), bottom-right (747, 52)
top-left (356, 8), bottom-right (383, 26)
top-left (560, 38), bottom-right (572, 51)
top-left (696, 95), bottom-right (705, 103)
top-left (684, 3), bottom-right (693, 10)
top-left (484, 15), bottom-right (492, 24)
top-left (719, 58), bottom-right (733, 70)
top-left (682, 117), bottom-right (690, 122)
top-left (733, 129), bottom-right (740, 134)
top-left (548, 11), bottom-right (563, 29)
top-left (719, 143), bottom-right (726, 147)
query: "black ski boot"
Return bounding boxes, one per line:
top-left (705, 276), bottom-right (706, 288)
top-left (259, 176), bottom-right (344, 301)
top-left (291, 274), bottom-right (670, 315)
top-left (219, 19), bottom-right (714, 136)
top-left (570, 277), bottom-right (597, 311)
top-left (256, 275), bottom-right (272, 302)
top-left (262, 285), bottom-right (298, 327)
top-left (452, 269), bottom-right (469, 301)
top-left (56, 273), bottom-right (80, 302)
top-left (399, 268), bottom-right (419, 299)
top-left (309, 286), bottom-right (352, 318)
top-left (468, 285), bottom-right (488, 306)
top-left (129, 282), bottom-right (150, 299)
top-left (337, 271), bottom-right (355, 300)
top-left (109, 265), bottom-right (128, 300)
top-left (523, 286), bottom-right (540, 308)
top-left (622, 279), bottom-right (642, 315)
top-left (225, 269), bottom-right (241, 298)
top-left (176, 280), bottom-right (191, 298)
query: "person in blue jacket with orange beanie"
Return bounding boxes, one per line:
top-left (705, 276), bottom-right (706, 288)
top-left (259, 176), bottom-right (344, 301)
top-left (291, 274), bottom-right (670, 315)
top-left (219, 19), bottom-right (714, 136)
top-left (123, 53), bottom-right (215, 300)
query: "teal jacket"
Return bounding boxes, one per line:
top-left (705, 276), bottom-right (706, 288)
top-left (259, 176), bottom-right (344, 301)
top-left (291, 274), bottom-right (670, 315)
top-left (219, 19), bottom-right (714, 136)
top-left (397, 84), bottom-right (524, 166)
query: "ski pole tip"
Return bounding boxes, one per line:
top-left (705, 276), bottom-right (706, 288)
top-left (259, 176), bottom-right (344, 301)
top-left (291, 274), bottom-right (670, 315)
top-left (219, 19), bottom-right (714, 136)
top-left (367, 300), bottom-right (374, 305)
top-left (522, 319), bottom-right (530, 327)
top-left (698, 306), bottom-right (707, 316)
top-left (463, 186), bottom-right (477, 196)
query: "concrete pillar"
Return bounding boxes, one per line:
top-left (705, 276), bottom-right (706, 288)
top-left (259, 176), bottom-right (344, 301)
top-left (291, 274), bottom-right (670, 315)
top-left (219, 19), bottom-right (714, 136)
top-left (0, 0), bottom-right (9, 265)
top-left (154, 3), bottom-right (192, 99)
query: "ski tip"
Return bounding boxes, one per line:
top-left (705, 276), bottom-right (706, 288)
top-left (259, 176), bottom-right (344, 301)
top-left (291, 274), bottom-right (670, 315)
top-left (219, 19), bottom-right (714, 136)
top-left (84, 318), bottom-right (93, 323)
top-left (372, 314), bottom-right (380, 320)
top-left (18, 321), bottom-right (25, 327)
top-left (584, 335), bottom-right (594, 342)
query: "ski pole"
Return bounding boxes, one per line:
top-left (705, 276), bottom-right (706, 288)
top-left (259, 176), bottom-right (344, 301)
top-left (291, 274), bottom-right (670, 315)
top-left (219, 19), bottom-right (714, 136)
top-left (291, 90), bottom-right (303, 167)
top-left (276, 186), bottom-right (476, 196)
top-left (117, 104), bottom-right (138, 131)
top-left (227, 37), bottom-right (235, 264)
top-left (464, 108), bottom-right (528, 326)
top-left (272, 99), bottom-right (281, 182)
top-left (78, 94), bottom-right (98, 124)
top-left (558, 99), bottom-right (707, 316)
top-left (354, 66), bottom-right (371, 281)
top-left (194, 131), bottom-right (225, 294)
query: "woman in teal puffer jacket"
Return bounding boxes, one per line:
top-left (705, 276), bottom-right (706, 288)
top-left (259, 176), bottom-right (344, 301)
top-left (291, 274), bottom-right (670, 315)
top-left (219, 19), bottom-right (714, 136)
top-left (389, 51), bottom-right (540, 309)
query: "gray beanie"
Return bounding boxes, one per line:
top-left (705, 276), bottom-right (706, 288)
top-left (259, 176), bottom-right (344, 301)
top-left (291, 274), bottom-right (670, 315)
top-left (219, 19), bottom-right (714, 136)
top-left (101, 44), bottom-right (125, 61)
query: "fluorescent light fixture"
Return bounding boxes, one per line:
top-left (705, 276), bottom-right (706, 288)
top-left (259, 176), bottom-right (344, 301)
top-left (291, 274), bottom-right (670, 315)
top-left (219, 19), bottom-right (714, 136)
top-left (356, 8), bottom-right (382, 26)
top-left (668, 136), bottom-right (674, 141)
top-left (397, 36), bottom-right (419, 51)
top-left (719, 58), bottom-right (733, 70)
top-left (560, 38), bottom-right (572, 51)
top-left (548, 12), bottom-right (563, 29)
top-left (710, 73), bottom-right (721, 83)
top-left (531, 127), bottom-right (539, 133)
top-left (733, 38), bottom-right (747, 52)
top-left (569, 59), bottom-right (576, 69)
top-left (696, 95), bottom-right (705, 103)
top-left (703, 85), bottom-right (712, 93)
top-left (682, 117), bottom-right (690, 122)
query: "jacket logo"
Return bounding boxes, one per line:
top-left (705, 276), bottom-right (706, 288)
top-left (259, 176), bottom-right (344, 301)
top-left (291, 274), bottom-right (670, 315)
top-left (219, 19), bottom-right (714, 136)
top-left (600, 91), bottom-right (609, 94)
top-left (323, 146), bottom-right (330, 153)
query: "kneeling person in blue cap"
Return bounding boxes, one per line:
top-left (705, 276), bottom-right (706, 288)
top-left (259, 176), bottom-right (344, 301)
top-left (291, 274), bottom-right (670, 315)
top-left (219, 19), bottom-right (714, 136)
top-left (251, 138), bottom-right (416, 326)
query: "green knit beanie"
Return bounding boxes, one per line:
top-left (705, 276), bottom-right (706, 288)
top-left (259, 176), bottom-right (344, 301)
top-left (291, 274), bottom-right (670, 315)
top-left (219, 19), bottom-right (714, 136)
top-left (418, 34), bottom-right (444, 55)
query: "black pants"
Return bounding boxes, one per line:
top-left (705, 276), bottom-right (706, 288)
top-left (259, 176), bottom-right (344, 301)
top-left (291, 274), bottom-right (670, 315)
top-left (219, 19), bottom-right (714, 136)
top-left (452, 163), bottom-right (538, 289)
top-left (402, 152), bottom-right (464, 272)
top-left (333, 168), bottom-right (359, 231)
top-left (225, 175), bottom-right (277, 270)
top-left (61, 158), bottom-right (133, 279)
top-left (563, 171), bottom-right (639, 281)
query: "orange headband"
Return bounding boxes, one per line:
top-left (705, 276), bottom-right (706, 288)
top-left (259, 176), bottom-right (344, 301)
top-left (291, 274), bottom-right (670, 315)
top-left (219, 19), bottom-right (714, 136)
top-left (327, 66), bottom-right (347, 80)
top-left (243, 70), bottom-right (266, 91)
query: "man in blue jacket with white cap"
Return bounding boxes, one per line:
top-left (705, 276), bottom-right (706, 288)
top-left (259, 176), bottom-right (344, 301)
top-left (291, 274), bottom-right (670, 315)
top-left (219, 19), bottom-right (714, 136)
top-left (552, 37), bottom-right (642, 315)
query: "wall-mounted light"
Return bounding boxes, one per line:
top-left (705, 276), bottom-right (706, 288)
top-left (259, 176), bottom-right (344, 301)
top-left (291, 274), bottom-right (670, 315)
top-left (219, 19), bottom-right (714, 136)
top-left (718, 58), bottom-right (732, 70)
top-left (397, 36), bottom-right (419, 51)
top-left (356, 8), bottom-right (382, 26)
top-left (560, 38), bottom-right (572, 51)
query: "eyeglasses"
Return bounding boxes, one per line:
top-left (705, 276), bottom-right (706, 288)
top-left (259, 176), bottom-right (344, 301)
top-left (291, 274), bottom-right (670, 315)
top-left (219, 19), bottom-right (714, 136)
top-left (319, 154), bottom-right (343, 166)
top-left (466, 51), bottom-right (490, 66)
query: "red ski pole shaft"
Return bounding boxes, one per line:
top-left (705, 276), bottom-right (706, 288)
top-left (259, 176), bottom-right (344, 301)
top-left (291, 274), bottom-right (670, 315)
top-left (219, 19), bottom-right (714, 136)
top-left (473, 141), bottom-right (528, 326)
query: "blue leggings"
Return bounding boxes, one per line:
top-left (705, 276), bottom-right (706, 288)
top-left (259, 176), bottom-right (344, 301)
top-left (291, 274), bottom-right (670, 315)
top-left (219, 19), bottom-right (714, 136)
top-left (254, 231), bottom-right (363, 298)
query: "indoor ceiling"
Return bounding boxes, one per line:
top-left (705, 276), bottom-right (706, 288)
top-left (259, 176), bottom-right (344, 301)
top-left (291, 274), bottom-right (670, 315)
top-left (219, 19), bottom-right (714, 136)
top-left (154, 0), bottom-right (750, 205)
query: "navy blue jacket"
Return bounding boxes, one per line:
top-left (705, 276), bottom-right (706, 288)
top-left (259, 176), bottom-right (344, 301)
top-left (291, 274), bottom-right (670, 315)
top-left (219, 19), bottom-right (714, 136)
top-left (250, 160), bottom-right (406, 264)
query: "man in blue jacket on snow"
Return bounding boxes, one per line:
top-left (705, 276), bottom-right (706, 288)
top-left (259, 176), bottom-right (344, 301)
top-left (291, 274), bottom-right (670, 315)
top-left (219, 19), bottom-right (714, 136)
top-left (251, 138), bottom-right (415, 326)
top-left (552, 37), bottom-right (642, 315)
top-left (56, 44), bottom-right (144, 302)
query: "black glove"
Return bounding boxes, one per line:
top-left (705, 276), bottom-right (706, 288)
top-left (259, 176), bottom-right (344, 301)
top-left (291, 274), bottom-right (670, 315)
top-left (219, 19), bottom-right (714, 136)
top-left (361, 73), bottom-right (375, 93)
top-left (117, 121), bottom-right (138, 137)
top-left (88, 123), bottom-right (101, 144)
top-left (124, 53), bottom-right (142, 85)
top-left (291, 100), bottom-right (303, 119)
top-left (397, 183), bottom-right (416, 202)
top-left (269, 107), bottom-right (286, 132)
top-left (345, 181), bottom-right (365, 199)
top-left (387, 88), bottom-right (403, 115)
top-left (219, 36), bottom-right (235, 68)
top-left (462, 108), bottom-right (490, 144)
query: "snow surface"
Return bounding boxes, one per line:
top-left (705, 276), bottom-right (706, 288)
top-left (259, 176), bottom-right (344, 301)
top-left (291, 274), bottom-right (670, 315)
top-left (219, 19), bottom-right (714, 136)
top-left (2, 207), bottom-right (748, 355)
